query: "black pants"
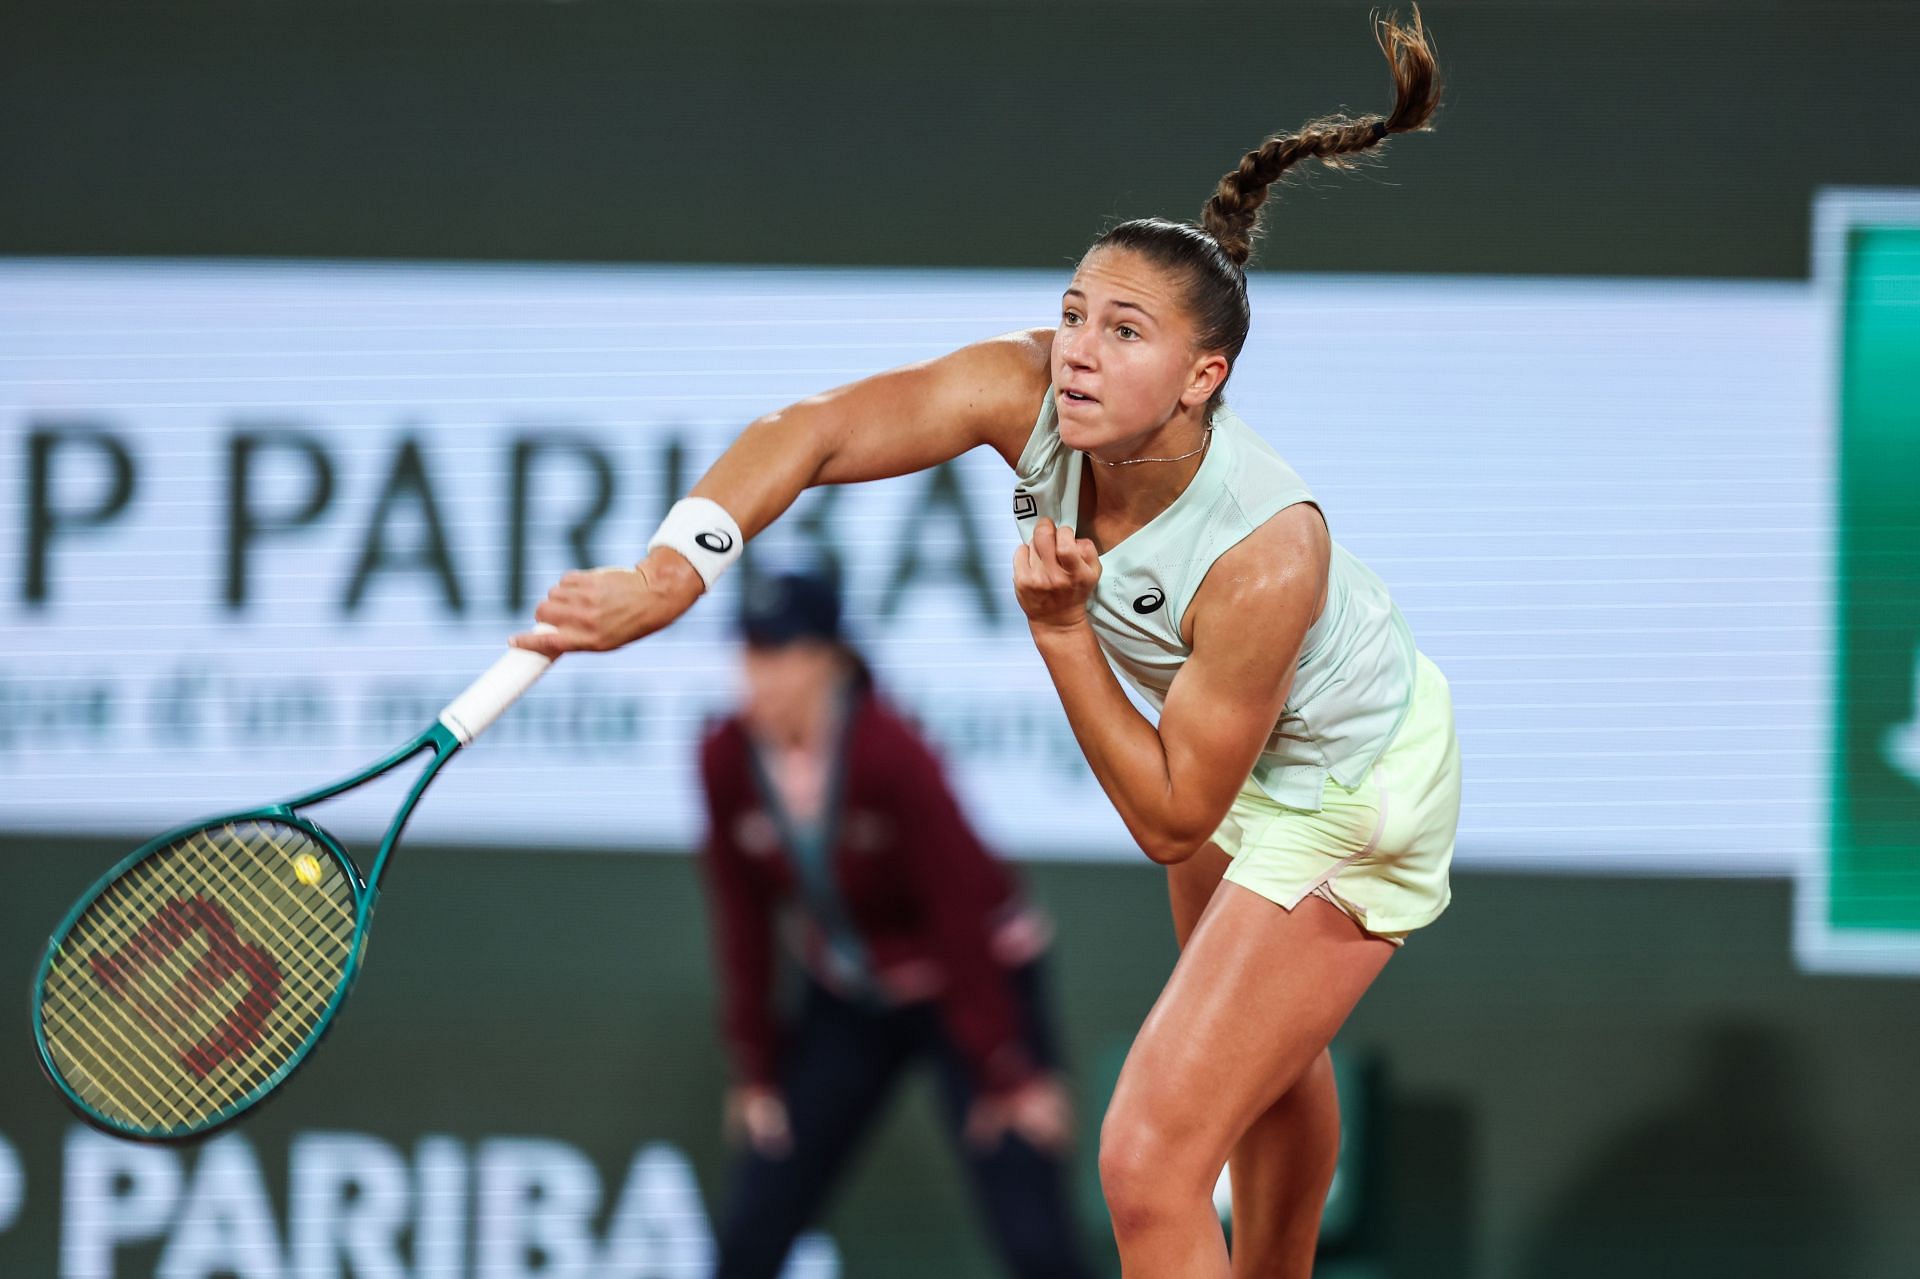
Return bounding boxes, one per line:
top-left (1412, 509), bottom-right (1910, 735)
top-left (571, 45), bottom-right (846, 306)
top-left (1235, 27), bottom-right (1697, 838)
top-left (713, 959), bottom-right (1095, 1279)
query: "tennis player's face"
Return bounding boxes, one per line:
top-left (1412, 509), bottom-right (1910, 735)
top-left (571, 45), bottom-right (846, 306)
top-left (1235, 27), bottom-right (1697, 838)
top-left (1055, 248), bottom-right (1219, 452)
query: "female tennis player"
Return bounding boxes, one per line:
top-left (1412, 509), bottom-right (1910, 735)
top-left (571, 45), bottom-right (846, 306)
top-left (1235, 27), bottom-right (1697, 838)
top-left (518, 12), bottom-right (1454, 1275)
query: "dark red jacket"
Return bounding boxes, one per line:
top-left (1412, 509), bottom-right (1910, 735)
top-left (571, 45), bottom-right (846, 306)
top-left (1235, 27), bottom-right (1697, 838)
top-left (698, 691), bottom-right (1041, 1094)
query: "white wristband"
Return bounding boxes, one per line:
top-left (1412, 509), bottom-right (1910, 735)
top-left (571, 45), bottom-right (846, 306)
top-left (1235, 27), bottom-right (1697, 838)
top-left (646, 496), bottom-right (745, 589)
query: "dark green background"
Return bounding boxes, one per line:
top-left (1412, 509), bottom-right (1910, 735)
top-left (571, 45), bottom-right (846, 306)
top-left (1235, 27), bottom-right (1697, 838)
top-left (5, 842), bottom-right (1919, 1277)
top-left (4, 0), bottom-right (1918, 277)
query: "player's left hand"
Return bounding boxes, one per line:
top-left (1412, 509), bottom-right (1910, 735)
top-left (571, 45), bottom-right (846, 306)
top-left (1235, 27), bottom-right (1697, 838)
top-left (1014, 517), bottom-right (1101, 633)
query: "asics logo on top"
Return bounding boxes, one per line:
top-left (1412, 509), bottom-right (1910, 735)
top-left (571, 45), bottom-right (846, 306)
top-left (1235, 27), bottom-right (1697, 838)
top-left (695, 530), bottom-right (735, 554)
top-left (1132, 589), bottom-right (1166, 615)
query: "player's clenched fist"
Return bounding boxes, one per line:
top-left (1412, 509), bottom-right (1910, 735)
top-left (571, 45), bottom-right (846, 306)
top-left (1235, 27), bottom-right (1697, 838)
top-left (1014, 516), bottom-right (1102, 633)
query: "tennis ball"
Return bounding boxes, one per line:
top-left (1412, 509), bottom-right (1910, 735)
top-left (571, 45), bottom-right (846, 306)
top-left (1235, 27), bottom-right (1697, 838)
top-left (293, 853), bottom-right (323, 886)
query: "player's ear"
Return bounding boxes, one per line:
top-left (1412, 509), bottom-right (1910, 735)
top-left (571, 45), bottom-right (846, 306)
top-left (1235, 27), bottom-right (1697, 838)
top-left (1181, 351), bottom-right (1230, 409)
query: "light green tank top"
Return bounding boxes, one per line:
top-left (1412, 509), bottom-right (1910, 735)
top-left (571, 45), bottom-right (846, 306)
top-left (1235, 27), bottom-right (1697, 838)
top-left (1013, 389), bottom-right (1417, 811)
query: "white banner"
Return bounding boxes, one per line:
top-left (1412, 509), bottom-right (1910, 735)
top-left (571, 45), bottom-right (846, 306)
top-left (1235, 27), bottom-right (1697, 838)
top-left (0, 260), bottom-right (1825, 872)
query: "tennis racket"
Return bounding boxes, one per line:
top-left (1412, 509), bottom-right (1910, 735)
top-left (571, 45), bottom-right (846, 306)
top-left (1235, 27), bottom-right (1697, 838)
top-left (31, 632), bottom-right (558, 1142)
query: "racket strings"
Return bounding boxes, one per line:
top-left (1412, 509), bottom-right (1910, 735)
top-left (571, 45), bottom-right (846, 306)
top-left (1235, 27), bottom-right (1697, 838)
top-left (45, 882), bottom-right (221, 1125)
top-left (43, 868), bottom-right (267, 1126)
top-left (39, 819), bottom-right (358, 1136)
top-left (65, 829), bottom-right (346, 1102)
top-left (168, 829), bottom-right (352, 1098)
top-left (65, 822), bottom-right (354, 1122)
top-left (184, 828), bottom-right (353, 1009)
top-left (42, 850), bottom-right (288, 1129)
top-left (53, 837), bottom-right (340, 1060)
top-left (42, 822), bottom-right (351, 1129)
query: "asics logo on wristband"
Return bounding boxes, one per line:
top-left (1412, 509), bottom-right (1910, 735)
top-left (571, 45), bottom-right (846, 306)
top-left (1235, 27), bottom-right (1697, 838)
top-left (1132, 589), bottom-right (1166, 615)
top-left (649, 497), bottom-right (743, 589)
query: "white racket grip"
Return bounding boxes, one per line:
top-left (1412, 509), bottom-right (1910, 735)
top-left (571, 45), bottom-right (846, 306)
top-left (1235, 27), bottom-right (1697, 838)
top-left (437, 626), bottom-right (558, 746)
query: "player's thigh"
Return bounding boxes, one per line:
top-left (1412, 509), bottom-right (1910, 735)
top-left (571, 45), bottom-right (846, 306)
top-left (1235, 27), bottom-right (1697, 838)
top-left (1105, 885), bottom-right (1393, 1187)
top-left (1167, 840), bottom-right (1233, 949)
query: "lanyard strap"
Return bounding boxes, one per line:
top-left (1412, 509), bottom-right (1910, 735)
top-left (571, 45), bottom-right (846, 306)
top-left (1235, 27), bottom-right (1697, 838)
top-left (745, 683), bottom-right (873, 993)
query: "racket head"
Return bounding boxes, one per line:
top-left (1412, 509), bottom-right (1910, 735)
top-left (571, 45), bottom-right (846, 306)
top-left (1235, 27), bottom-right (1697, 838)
top-left (33, 812), bottom-right (368, 1143)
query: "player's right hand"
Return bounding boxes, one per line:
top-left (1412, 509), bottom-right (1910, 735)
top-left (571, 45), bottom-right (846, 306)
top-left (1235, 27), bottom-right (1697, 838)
top-left (724, 1085), bottom-right (794, 1159)
top-left (1014, 517), bottom-right (1102, 635)
top-left (511, 548), bottom-right (706, 657)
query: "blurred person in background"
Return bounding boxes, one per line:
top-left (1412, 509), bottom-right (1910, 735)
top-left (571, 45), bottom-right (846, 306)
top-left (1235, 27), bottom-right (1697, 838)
top-left (696, 568), bottom-right (1095, 1279)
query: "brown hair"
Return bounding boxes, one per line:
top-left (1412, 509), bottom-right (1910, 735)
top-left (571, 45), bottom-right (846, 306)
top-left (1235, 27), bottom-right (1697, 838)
top-left (1088, 9), bottom-right (1441, 406)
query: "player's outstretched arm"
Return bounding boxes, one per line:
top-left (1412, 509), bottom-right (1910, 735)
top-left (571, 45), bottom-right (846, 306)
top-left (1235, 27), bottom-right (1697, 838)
top-left (513, 328), bottom-right (1053, 656)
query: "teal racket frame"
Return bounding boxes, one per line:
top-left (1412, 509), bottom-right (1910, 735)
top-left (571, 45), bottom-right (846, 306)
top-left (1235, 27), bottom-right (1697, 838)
top-left (32, 722), bottom-right (465, 1142)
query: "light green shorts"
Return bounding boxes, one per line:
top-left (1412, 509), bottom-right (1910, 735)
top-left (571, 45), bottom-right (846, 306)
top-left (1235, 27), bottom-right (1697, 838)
top-left (1208, 651), bottom-right (1461, 945)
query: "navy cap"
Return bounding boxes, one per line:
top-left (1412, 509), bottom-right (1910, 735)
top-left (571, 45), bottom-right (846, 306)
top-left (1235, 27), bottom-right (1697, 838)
top-left (737, 570), bottom-right (842, 647)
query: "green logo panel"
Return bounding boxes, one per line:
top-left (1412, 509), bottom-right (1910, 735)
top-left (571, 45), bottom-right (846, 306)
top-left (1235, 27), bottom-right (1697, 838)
top-left (1803, 192), bottom-right (1920, 973)
top-left (1836, 224), bottom-right (1920, 930)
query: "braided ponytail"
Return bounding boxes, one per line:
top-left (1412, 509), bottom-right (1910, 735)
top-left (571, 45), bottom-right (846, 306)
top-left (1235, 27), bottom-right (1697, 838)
top-left (1202, 9), bottom-right (1441, 267)
top-left (1084, 10), bottom-right (1441, 409)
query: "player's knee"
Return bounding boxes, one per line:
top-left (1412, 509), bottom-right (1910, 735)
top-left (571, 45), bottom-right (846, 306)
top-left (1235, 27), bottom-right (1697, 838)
top-left (1098, 1107), bottom-right (1197, 1237)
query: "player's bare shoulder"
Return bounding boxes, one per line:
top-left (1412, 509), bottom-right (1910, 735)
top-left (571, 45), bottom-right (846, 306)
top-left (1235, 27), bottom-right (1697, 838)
top-left (1183, 503), bottom-right (1331, 651)
top-left (958, 328), bottom-right (1055, 467)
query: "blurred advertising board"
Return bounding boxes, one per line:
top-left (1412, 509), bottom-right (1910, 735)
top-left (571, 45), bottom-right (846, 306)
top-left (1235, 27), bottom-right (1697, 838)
top-left (2, 259), bottom-right (1825, 873)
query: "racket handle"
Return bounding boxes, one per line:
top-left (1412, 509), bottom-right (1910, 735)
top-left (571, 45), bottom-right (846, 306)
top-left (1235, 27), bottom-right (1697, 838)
top-left (437, 625), bottom-right (558, 746)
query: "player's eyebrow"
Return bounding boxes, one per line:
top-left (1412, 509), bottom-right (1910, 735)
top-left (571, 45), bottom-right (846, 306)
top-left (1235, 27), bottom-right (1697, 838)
top-left (1062, 288), bottom-right (1157, 321)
